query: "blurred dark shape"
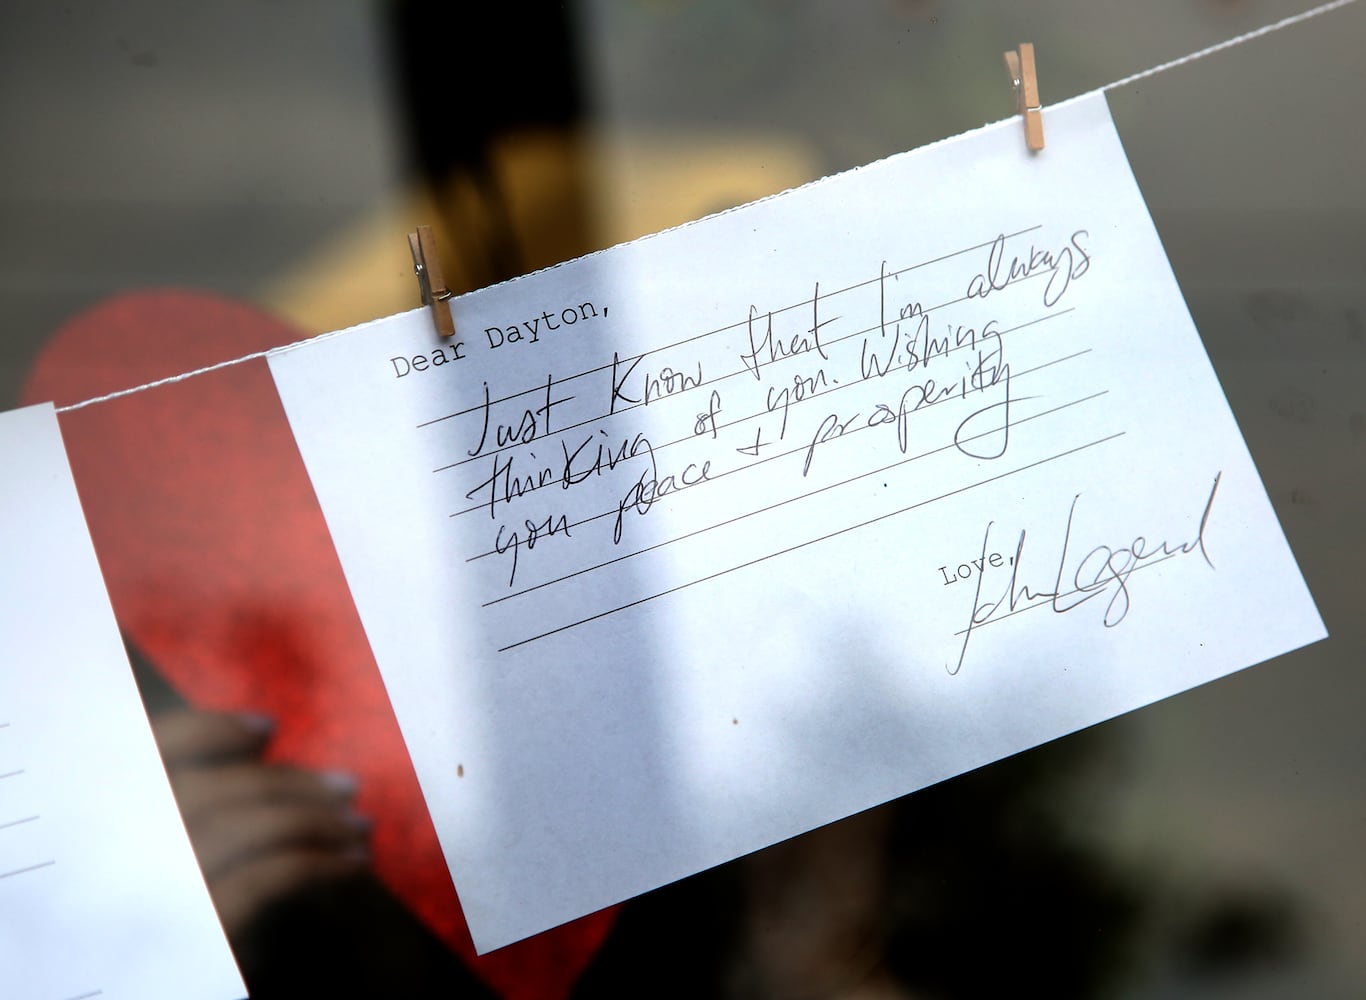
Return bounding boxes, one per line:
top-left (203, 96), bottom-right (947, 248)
top-left (572, 731), bottom-right (1149, 999)
top-left (1174, 890), bottom-right (1301, 977)
top-left (882, 736), bottom-right (1148, 997)
top-left (236, 874), bottom-right (499, 999)
top-left (572, 726), bottom-right (1309, 999)
top-left (386, 1), bottom-right (587, 284)
top-left (387, 1), bottom-right (584, 182)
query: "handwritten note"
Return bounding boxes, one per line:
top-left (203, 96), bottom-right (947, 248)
top-left (268, 93), bottom-right (1325, 953)
top-left (0, 403), bottom-right (245, 1000)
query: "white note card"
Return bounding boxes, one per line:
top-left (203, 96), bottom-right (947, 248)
top-left (0, 403), bottom-right (246, 1000)
top-left (269, 93), bottom-right (1325, 953)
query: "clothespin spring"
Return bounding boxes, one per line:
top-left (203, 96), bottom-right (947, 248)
top-left (408, 225), bottom-right (457, 338)
top-left (1004, 43), bottom-right (1045, 152)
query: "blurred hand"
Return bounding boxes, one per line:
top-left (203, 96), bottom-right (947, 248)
top-left (152, 709), bottom-right (370, 942)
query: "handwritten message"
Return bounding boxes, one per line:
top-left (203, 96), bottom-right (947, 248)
top-left (269, 94), bottom-right (1325, 953)
top-left (444, 224), bottom-right (1097, 651)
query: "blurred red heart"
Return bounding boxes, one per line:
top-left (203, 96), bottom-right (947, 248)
top-left (22, 290), bottom-right (615, 1000)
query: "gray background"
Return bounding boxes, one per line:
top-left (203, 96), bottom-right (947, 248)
top-left (2, 1), bottom-right (1362, 995)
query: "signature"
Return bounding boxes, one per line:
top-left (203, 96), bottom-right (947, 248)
top-left (950, 472), bottom-right (1221, 675)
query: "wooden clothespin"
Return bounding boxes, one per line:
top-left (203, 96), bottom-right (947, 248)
top-left (408, 225), bottom-right (456, 338)
top-left (1003, 43), bottom-right (1044, 151)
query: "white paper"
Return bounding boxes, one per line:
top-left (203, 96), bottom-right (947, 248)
top-left (268, 93), bottom-right (1325, 953)
top-left (0, 403), bottom-right (246, 1000)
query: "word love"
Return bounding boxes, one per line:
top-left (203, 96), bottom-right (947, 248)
top-left (937, 551), bottom-right (1010, 585)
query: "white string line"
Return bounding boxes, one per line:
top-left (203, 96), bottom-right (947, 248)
top-left (55, 308), bottom-right (411, 413)
top-left (1102, 0), bottom-right (1359, 93)
top-left (58, 346), bottom-right (286, 414)
top-left (51, 0), bottom-right (1361, 416)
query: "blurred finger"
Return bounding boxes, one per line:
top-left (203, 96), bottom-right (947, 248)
top-left (152, 709), bottom-right (273, 764)
top-left (191, 799), bottom-right (370, 881)
top-left (169, 763), bottom-right (357, 822)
